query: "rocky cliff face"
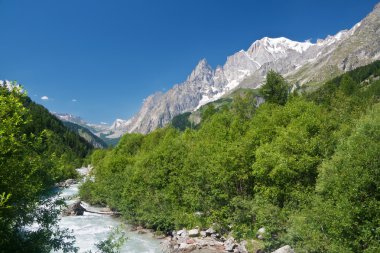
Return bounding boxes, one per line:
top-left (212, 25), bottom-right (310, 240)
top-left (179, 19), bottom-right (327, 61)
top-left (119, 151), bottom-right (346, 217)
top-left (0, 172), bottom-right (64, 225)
top-left (120, 38), bottom-right (315, 134)
top-left (113, 4), bottom-right (380, 135)
top-left (122, 59), bottom-right (220, 134)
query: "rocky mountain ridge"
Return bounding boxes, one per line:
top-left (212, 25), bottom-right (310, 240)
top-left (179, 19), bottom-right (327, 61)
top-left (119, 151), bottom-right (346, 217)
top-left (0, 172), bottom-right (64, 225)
top-left (53, 113), bottom-right (114, 138)
top-left (118, 36), bottom-right (320, 134)
top-left (54, 113), bottom-right (89, 127)
top-left (112, 4), bottom-right (380, 135)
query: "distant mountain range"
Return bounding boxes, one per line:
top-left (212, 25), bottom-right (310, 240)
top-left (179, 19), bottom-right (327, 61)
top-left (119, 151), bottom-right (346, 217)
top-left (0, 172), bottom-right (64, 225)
top-left (107, 3), bottom-right (380, 135)
top-left (52, 4), bottom-right (380, 138)
top-left (53, 113), bottom-right (119, 146)
top-left (61, 121), bottom-right (108, 149)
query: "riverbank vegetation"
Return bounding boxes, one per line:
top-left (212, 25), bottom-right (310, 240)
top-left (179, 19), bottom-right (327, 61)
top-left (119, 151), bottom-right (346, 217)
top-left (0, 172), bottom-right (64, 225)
top-left (81, 61), bottom-right (380, 252)
top-left (0, 85), bottom-right (93, 252)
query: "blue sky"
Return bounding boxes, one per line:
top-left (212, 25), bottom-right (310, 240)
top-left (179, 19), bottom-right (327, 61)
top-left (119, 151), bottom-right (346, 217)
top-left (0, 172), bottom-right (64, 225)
top-left (0, 0), bottom-right (378, 124)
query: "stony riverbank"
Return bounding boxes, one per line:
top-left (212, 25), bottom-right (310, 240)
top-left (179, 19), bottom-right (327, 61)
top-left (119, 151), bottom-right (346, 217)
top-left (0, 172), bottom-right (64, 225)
top-left (159, 227), bottom-right (247, 253)
top-left (157, 227), bottom-right (295, 253)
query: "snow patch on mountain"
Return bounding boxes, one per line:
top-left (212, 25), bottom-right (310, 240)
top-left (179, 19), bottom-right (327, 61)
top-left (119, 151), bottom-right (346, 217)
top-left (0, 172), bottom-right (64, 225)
top-left (53, 113), bottom-right (126, 139)
top-left (110, 118), bottom-right (131, 130)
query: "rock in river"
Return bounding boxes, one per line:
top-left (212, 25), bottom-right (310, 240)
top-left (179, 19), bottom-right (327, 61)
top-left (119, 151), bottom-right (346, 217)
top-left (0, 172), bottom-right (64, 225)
top-left (63, 200), bottom-right (86, 216)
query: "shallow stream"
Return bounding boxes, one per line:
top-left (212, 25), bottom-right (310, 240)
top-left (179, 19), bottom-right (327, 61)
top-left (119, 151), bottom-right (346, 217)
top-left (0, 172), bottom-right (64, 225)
top-left (56, 168), bottom-right (162, 253)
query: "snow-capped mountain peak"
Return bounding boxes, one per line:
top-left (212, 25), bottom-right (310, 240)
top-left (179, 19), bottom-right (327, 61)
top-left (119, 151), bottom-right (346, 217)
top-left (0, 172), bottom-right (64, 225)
top-left (54, 113), bottom-right (86, 124)
top-left (107, 4), bottom-right (380, 135)
top-left (53, 112), bottom-right (128, 140)
top-left (110, 118), bottom-right (131, 130)
top-left (250, 37), bottom-right (313, 54)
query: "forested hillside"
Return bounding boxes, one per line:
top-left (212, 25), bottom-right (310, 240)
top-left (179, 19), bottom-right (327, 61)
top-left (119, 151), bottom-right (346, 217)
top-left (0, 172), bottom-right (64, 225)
top-left (63, 121), bottom-right (108, 149)
top-left (0, 86), bottom-right (92, 252)
top-left (80, 61), bottom-right (380, 252)
top-left (21, 95), bottom-right (93, 176)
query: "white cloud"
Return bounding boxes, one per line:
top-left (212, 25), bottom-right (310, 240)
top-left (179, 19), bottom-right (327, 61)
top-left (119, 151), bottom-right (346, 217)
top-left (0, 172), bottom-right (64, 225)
top-left (100, 122), bottom-right (108, 125)
top-left (41, 96), bottom-right (49, 100)
top-left (72, 99), bottom-right (77, 102)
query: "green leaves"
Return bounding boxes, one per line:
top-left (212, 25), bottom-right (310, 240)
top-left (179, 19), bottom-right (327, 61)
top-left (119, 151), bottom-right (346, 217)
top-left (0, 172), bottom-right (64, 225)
top-left (0, 193), bottom-right (11, 208)
top-left (94, 225), bottom-right (127, 253)
top-left (289, 104), bottom-right (380, 252)
top-left (251, 98), bottom-right (330, 207)
top-left (0, 87), bottom-right (83, 252)
top-left (260, 70), bottom-right (290, 105)
top-left (81, 61), bottom-right (380, 252)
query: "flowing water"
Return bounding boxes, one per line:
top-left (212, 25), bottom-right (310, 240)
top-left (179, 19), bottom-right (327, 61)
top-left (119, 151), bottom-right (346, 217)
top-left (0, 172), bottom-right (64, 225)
top-left (56, 168), bottom-right (162, 253)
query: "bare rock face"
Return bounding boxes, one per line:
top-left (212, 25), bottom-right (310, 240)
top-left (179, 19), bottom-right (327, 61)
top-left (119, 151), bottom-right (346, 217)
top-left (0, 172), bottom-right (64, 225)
top-left (112, 4), bottom-right (380, 135)
top-left (119, 59), bottom-right (222, 134)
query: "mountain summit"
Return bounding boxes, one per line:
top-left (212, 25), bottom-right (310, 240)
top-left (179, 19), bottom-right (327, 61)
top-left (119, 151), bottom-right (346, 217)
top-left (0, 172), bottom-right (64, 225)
top-left (111, 4), bottom-right (380, 135)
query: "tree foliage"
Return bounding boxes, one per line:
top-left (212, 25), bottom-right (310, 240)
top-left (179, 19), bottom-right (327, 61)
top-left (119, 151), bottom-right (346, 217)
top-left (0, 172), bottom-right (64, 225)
top-left (81, 62), bottom-right (380, 252)
top-left (260, 70), bottom-right (290, 105)
top-left (289, 104), bottom-right (380, 253)
top-left (0, 86), bottom-right (91, 252)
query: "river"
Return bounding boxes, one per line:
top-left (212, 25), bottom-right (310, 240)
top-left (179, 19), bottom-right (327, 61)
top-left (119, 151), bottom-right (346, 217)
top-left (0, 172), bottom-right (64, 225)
top-left (56, 168), bottom-right (162, 253)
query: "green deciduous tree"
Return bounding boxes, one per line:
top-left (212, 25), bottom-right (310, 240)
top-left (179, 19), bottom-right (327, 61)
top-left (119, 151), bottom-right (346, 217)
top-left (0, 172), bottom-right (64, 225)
top-left (0, 87), bottom-right (77, 252)
top-left (289, 104), bottom-right (380, 253)
top-left (260, 70), bottom-right (290, 105)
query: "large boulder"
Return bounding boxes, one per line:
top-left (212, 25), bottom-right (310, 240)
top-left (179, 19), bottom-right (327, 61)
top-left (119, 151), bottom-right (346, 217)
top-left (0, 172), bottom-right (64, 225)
top-left (177, 229), bottom-right (188, 237)
top-left (56, 178), bottom-right (77, 188)
top-left (256, 227), bottom-right (266, 240)
top-left (236, 240), bottom-right (248, 253)
top-left (205, 227), bottom-right (216, 236)
top-left (188, 228), bottom-right (199, 237)
top-left (64, 178), bottom-right (76, 185)
top-left (178, 242), bottom-right (196, 252)
top-left (271, 245), bottom-right (295, 253)
top-left (63, 200), bottom-right (86, 216)
top-left (224, 237), bottom-right (237, 252)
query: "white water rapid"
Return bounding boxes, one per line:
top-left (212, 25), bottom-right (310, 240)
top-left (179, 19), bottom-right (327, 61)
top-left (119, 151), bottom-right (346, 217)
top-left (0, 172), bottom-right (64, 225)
top-left (56, 168), bottom-right (162, 253)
